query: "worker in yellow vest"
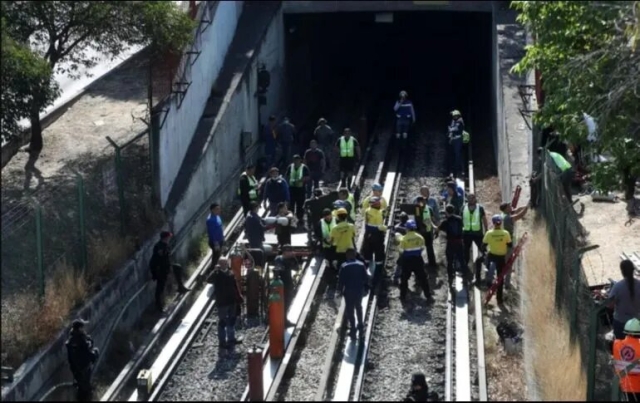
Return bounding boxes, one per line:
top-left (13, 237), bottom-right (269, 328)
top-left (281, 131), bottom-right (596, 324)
top-left (334, 128), bottom-right (361, 191)
top-left (396, 220), bottom-right (433, 310)
top-left (362, 183), bottom-right (388, 217)
top-left (362, 197), bottom-right (387, 264)
top-left (415, 195), bottom-right (438, 267)
top-left (461, 193), bottom-right (488, 282)
top-left (238, 164), bottom-right (260, 216)
top-left (612, 318), bottom-right (640, 401)
top-left (329, 208), bottom-right (356, 273)
top-left (538, 147), bottom-right (575, 203)
top-left (333, 188), bottom-right (356, 223)
top-left (314, 208), bottom-right (336, 272)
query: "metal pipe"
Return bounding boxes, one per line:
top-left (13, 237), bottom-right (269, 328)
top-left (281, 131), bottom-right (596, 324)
top-left (248, 346), bottom-right (264, 401)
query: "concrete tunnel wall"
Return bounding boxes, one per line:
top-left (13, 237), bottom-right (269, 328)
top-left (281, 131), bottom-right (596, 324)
top-left (170, 8), bottom-right (286, 262)
top-left (158, 1), bottom-right (244, 208)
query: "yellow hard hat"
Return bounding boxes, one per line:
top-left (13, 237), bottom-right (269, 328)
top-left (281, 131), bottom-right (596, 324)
top-left (336, 208), bottom-right (348, 215)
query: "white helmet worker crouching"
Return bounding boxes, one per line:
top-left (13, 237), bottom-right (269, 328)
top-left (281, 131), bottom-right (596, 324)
top-left (395, 90), bottom-right (415, 140)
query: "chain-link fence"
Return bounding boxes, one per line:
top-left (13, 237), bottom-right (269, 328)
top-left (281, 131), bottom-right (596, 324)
top-left (534, 141), bottom-right (618, 401)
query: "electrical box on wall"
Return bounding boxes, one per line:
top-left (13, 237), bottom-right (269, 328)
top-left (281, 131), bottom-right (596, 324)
top-left (375, 12), bottom-right (393, 23)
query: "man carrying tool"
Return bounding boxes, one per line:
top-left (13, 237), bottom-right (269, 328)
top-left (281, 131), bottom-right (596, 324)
top-left (415, 195), bottom-right (438, 268)
top-left (273, 245), bottom-right (299, 328)
top-left (363, 196), bottom-right (387, 264)
top-left (394, 90), bottom-right (416, 143)
top-left (238, 163), bottom-right (260, 216)
top-left (284, 154), bottom-right (310, 225)
top-left (499, 202), bottom-right (528, 289)
top-left (149, 231), bottom-right (190, 313)
top-left (447, 110), bottom-right (465, 178)
top-left (66, 319), bottom-right (99, 401)
top-left (362, 183), bottom-right (388, 214)
top-left (396, 219), bottom-right (433, 310)
top-left (482, 214), bottom-right (513, 304)
top-left (612, 318), bottom-right (640, 401)
top-left (314, 208), bottom-right (336, 270)
top-left (461, 193), bottom-right (489, 282)
top-left (338, 248), bottom-right (371, 340)
top-left (330, 208), bottom-right (357, 274)
top-left (437, 204), bottom-right (468, 290)
top-left (208, 258), bottom-right (244, 350)
top-left (263, 167), bottom-right (290, 216)
top-left (335, 128), bottom-right (361, 190)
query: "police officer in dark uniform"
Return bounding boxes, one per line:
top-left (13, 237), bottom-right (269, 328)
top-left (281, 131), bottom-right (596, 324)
top-left (66, 319), bottom-right (99, 401)
top-left (436, 204), bottom-right (470, 291)
top-left (149, 231), bottom-right (190, 313)
top-left (273, 245), bottom-right (298, 328)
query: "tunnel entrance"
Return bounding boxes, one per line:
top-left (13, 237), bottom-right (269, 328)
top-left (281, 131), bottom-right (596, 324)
top-left (284, 10), bottom-right (494, 144)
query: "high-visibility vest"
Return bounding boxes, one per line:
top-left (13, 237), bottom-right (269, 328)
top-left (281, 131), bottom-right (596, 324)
top-left (347, 193), bottom-right (356, 221)
top-left (238, 172), bottom-right (258, 199)
top-left (549, 151), bottom-right (572, 172)
top-left (320, 218), bottom-right (336, 247)
top-left (399, 231), bottom-right (425, 257)
top-left (365, 207), bottom-right (384, 227)
top-left (613, 337), bottom-right (640, 392)
top-left (362, 195), bottom-right (388, 212)
top-left (289, 164), bottom-right (306, 187)
top-left (340, 137), bottom-right (355, 157)
top-left (422, 206), bottom-right (432, 231)
top-left (462, 205), bottom-right (481, 232)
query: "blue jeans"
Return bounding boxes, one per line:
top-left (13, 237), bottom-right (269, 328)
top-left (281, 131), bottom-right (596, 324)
top-left (217, 304), bottom-right (237, 344)
top-left (450, 139), bottom-right (463, 177)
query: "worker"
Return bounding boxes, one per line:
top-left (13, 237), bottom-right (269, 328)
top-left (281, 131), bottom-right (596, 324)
top-left (245, 201), bottom-right (266, 250)
top-left (314, 208), bottom-right (336, 271)
top-left (207, 203), bottom-right (225, 270)
top-left (285, 154), bottom-right (310, 224)
top-left (394, 90), bottom-right (416, 142)
top-left (149, 231), bottom-right (190, 313)
top-left (238, 163), bottom-right (260, 216)
top-left (329, 208), bottom-right (357, 271)
top-left (403, 372), bottom-right (430, 402)
top-left (304, 188), bottom-right (325, 225)
top-left (313, 117), bottom-right (334, 169)
top-left (208, 258), bottom-right (244, 349)
top-left (66, 319), bottom-right (99, 401)
top-left (412, 186), bottom-right (441, 224)
top-left (362, 183), bottom-right (388, 214)
top-left (263, 167), bottom-right (290, 216)
top-left (396, 219), bottom-right (433, 309)
top-left (538, 147), bottom-right (575, 203)
top-left (448, 110), bottom-right (465, 178)
top-left (437, 204), bottom-right (468, 290)
top-left (334, 128), bottom-right (361, 190)
top-left (273, 245), bottom-right (299, 328)
top-left (337, 248), bottom-right (371, 340)
top-left (335, 188), bottom-right (356, 223)
top-left (273, 202), bottom-right (295, 247)
top-left (603, 260), bottom-right (640, 340)
top-left (461, 194), bottom-right (489, 282)
top-left (262, 115), bottom-right (278, 169)
top-left (392, 212), bottom-right (410, 285)
top-left (444, 181), bottom-right (464, 216)
top-left (415, 196), bottom-right (438, 267)
top-left (277, 116), bottom-right (296, 165)
top-left (363, 196), bottom-right (387, 264)
top-left (482, 215), bottom-right (513, 304)
top-left (499, 202), bottom-right (529, 289)
top-left (304, 140), bottom-right (326, 198)
top-left (612, 318), bottom-right (640, 401)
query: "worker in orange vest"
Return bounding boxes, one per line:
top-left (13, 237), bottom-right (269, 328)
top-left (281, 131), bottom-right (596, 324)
top-left (612, 318), bottom-right (640, 401)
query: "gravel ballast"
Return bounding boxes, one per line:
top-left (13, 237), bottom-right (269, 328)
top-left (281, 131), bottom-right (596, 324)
top-left (362, 127), bottom-right (456, 401)
top-left (277, 124), bottom-right (393, 401)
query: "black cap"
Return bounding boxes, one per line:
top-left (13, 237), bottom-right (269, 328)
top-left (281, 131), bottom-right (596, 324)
top-left (72, 319), bottom-right (88, 330)
top-left (411, 372), bottom-right (427, 388)
top-left (322, 208), bottom-right (332, 216)
top-left (293, 154), bottom-right (302, 160)
top-left (246, 163), bottom-right (256, 169)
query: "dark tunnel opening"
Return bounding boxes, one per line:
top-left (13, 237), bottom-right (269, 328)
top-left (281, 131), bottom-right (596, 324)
top-left (284, 10), bottom-right (494, 155)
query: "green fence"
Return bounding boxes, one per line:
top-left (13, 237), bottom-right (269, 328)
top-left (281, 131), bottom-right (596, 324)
top-left (535, 148), bottom-right (619, 401)
top-left (1, 129), bottom-right (161, 303)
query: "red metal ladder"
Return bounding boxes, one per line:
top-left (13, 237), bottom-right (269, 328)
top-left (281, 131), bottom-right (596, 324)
top-left (483, 232), bottom-right (529, 306)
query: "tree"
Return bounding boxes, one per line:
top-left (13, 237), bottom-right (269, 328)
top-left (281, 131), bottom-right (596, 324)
top-left (512, 1), bottom-right (640, 199)
top-left (1, 1), bottom-right (196, 152)
top-left (1, 18), bottom-right (58, 144)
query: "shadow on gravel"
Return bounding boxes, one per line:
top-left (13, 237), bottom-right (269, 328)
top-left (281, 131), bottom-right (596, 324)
top-left (208, 351), bottom-right (241, 380)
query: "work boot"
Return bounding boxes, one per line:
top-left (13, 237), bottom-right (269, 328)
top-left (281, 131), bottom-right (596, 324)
top-left (228, 337), bottom-right (244, 347)
top-left (178, 285), bottom-right (191, 294)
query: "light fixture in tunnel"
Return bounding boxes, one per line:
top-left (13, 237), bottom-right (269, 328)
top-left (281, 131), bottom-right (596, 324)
top-left (375, 12), bottom-right (393, 23)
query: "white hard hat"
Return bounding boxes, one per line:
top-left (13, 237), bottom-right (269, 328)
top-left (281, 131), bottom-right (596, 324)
top-left (400, 90), bottom-right (408, 98)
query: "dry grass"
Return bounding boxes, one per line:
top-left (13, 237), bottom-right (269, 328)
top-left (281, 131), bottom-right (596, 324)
top-left (522, 221), bottom-right (587, 400)
top-left (86, 234), bottom-right (135, 285)
top-left (1, 258), bottom-right (87, 367)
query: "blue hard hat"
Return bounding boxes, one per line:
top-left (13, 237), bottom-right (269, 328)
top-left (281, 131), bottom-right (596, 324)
top-left (333, 200), bottom-right (347, 208)
top-left (406, 219), bottom-right (417, 230)
top-left (372, 183), bottom-right (383, 191)
top-left (492, 214), bottom-right (503, 224)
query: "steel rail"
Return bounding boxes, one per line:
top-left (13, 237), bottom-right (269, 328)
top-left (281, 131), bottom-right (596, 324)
top-left (314, 124), bottom-right (395, 402)
top-left (239, 118), bottom-right (379, 402)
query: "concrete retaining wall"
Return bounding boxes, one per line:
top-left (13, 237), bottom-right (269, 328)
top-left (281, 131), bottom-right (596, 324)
top-left (158, 1), bottom-right (244, 207)
top-left (1, 232), bottom-right (161, 402)
top-left (170, 8), bottom-right (285, 262)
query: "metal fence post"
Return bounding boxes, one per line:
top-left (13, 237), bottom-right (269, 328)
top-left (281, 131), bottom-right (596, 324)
top-left (33, 200), bottom-right (45, 300)
top-left (555, 208), bottom-right (567, 308)
top-left (74, 170), bottom-right (88, 273)
top-left (571, 245), bottom-right (600, 339)
top-left (587, 304), bottom-right (607, 401)
top-left (106, 136), bottom-right (126, 235)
